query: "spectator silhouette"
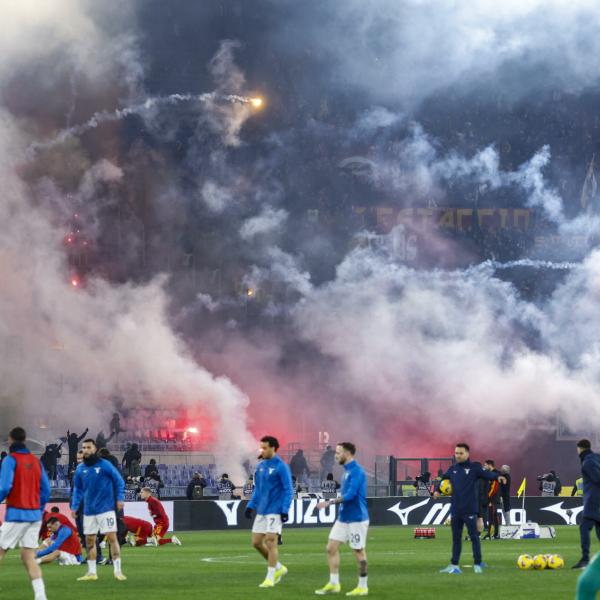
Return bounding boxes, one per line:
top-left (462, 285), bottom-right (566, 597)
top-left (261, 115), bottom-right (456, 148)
top-left (186, 472), bottom-right (207, 500)
top-left (145, 459), bottom-right (158, 478)
top-left (320, 445), bottom-right (335, 479)
top-left (95, 431), bottom-right (115, 449)
top-left (122, 443), bottom-right (142, 477)
top-left (66, 428), bottom-right (88, 471)
top-left (290, 449), bottom-right (310, 484)
top-left (40, 442), bottom-right (63, 481)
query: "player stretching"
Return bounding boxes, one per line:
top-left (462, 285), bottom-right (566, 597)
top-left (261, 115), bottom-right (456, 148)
top-left (122, 515), bottom-right (154, 546)
top-left (435, 443), bottom-right (506, 574)
top-left (36, 517), bottom-right (83, 565)
top-left (245, 435), bottom-right (293, 588)
top-left (315, 442), bottom-right (369, 597)
top-left (140, 488), bottom-right (182, 546)
top-left (70, 438), bottom-right (126, 581)
top-left (0, 427), bottom-right (51, 600)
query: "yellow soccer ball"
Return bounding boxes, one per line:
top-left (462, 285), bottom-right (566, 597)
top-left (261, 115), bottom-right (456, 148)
top-left (517, 554), bottom-right (534, 570)
top-left (547, 555), bottom-right (565, 570)
top-left (533, 555), bottom-right (548, 570)
top-left (439, 479), bottom-right (452, 496)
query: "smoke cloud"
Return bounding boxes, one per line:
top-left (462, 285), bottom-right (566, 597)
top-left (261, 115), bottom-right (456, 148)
top-left (0, 3), bottom-right (257, 472)
top-left (5, 1), bottom-right (600, 481)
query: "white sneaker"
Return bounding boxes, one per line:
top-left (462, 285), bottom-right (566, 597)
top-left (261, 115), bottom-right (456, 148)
top-left (171, 536), bottom-right (182, 546)
top-left (147, 536), bottom-right (158, 547)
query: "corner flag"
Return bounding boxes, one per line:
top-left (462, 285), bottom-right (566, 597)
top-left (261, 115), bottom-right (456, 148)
top-left (517, 477), bottom-right (526, 498)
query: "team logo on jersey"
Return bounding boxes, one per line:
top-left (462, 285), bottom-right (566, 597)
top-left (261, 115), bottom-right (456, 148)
top-left (464, 469), bottom-right (470, 475)
top-left (268, 468), bottom-right (275, 475)
top-left (95, 468), bottom-right (101, 474)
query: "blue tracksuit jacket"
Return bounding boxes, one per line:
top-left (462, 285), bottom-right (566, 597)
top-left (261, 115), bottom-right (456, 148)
top-left (70, 456), bottom-right (125, 516)
top-left (0, 445), bottom-right (50, 522)
top-left (580, 450), bottom-right (600, 520)
top-left (339, 460), bottom-right (369, 523)
top-left (441, 460), bottom-right (499, 516)
top-left (248, 455), bottom-right (293, 515)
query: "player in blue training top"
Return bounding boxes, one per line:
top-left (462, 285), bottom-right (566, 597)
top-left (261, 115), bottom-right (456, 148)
top-left (71, 438), bottom-right (126, 582)
top-left (315, 442), bottom-right (369, 597)
top-left (0, 427), bottom-right (51, 600)
top-left (434, 442), bottom-right (506, 575)
top-left (245, 435), bottom-right (293, 589)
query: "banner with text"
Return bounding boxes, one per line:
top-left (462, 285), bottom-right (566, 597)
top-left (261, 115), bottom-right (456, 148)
top-left (173, 496), bottom-right (584, 531)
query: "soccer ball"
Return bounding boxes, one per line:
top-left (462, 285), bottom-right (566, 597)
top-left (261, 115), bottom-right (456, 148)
top-left (517, 554), bottom-right (534, 570)
top-left (533, 555), bottom-right (548, 570)
top-left (439, 479), bottom-right (452, 496)
top-left (547, 554), bottom-right (565, 570)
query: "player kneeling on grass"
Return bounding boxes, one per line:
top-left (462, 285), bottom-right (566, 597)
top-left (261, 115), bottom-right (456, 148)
top-left (36, 516), bottom-right (83, 566)
top-left (122, 515), bottom-right (155, 547)
top-left (315, 442), bottom-right (369, 597)
top-left (245, 435), bottom-right (293, 588)
top-left (70, 438), bottom-right (126, 581)
top-left (139, 488), bottom-right (181, 546)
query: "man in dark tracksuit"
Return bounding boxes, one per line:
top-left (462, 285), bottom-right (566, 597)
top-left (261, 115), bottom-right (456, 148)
top-left (435, 443), bottom-right (505, 574)
top-left (482, 460), bottom-right (501, 540)
top-left (573, 439), bottom-right (600, 570)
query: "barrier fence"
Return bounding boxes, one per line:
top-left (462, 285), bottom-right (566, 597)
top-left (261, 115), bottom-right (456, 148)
top-left (174, 496), bottom-right (584, 530)
top-left (3, 497), bottom-right (582, 531)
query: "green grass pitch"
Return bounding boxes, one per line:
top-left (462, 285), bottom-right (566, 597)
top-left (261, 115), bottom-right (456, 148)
top-left (0, 526), bottom-right (590, 599)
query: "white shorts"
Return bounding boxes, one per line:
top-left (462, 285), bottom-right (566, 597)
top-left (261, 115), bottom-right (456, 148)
top-left (58, 551), bottom-right (81, 566)
top-left (83, 511), bottom-right (117, 535)
top-left (252, 514), bottom-right (282, 535)
top-left (329, 520), bottom-right (369, 550)
top-left (0, 521), bottom-right (42, 550)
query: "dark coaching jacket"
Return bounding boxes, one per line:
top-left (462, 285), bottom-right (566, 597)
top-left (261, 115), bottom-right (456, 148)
top-left (580, 450), bottom-right (600, 519)
top-left (440, 460), bottom-right (500, 517)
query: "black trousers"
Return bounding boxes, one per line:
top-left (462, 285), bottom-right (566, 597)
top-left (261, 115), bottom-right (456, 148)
top-left (487, 504), bottom-right (500, 537)
top-left (581, 517), bottom-right (600, 561)
top-left (451, 513), bottom-right (481, 566)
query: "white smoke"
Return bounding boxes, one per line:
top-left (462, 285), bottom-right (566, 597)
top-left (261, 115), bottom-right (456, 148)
top-left (78, 159), bottom-right (124, 202)
top-left (289, 247), bottom-right (600, 441)
top-left (0, 3), bottom-right (256, 472)
top-left (201, 180), bottom-right (234, 213)
top-left (294, 0), bottom-right (600, 105)
top-left (201, 40), bottom-right (254, 147)
top-left (240, 205), bottom-right (288, 240)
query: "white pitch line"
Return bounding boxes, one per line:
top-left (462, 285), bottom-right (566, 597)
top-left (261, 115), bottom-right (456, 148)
top-left (200, 550), bottom-right (417, 564)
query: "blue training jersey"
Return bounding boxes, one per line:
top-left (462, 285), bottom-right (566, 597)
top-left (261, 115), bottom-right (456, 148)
top-left (248, 455), bottom-right (293, 515)
top-left (339, 460), bottom-right (369, 523)
top-left (36, 526), bottom-right (81, 561)
top-left (441, 460), bottom-right (499, 516)
top-left (70, 457), bottom-right (125, 516)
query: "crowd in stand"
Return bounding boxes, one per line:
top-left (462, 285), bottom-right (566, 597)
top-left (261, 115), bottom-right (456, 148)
top-left (38, 426), bottom-right (172, 500)
top-left (37, 431), bottom-right (343, 500)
